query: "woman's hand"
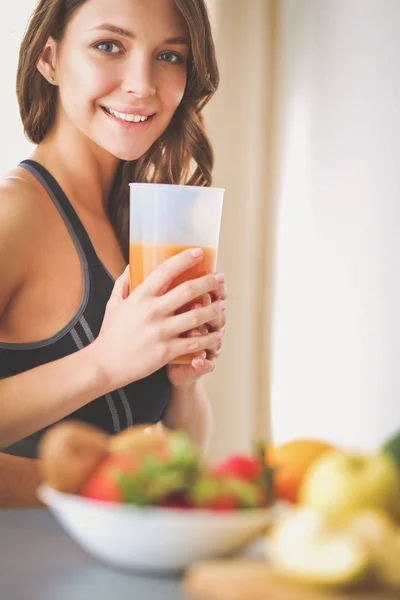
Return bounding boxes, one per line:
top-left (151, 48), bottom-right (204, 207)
top-left (90, 249), bottom-right (226, 391)
top-left (167, 282), bottom-right (227, 388)
top-left (203, 280), bottom-right (228, 358)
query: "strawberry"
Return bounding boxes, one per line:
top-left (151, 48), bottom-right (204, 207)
top-left (81, 453), bottom-right (139, 502)
top-left (213, 455), bottom-right (262, 481)
top-left (213, 443), bottom-right (275, 505)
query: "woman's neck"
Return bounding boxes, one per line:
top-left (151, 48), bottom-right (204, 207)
top-left (30, 119), bottom-right (121, 216)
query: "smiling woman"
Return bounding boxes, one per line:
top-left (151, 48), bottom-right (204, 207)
top-left (18, 0), bottom-right (218, 237)
top-left (0, 0), bottom-right (225, 507)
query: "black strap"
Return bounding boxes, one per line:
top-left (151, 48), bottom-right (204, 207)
top-left (19, 159), bottom-right (102, 268)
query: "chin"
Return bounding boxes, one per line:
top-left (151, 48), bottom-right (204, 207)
top-left (105, 143), bottom-right (155, 163)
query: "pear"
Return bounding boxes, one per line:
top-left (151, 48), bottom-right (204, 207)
top-left (349, 509), bottom-right (400, 591)
top-left (348, 508), bottom-right (396, 557)
top-left (268, 507), bottom-right (371, 588)
top-left (378, 529), bottom-right (400, 590)
top-left (348, 509), bottom-right (400, 590)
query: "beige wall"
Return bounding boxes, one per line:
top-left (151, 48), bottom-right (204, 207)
top-left (204, 0), bottom-right (278, 460)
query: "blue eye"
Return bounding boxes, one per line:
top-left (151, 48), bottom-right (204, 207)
top-left (96, 41), bottom-right (121, 54)
top-left (157, 51), bottom-right (184, 65)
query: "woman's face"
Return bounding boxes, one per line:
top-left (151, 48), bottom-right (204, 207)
top-left (49, 0), bottom-right (189, 161)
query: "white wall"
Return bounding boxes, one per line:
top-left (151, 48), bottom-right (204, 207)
top-left (271, 0), bottom-right (400, 451)
top-left (0, 1), bottom-right (36, 174)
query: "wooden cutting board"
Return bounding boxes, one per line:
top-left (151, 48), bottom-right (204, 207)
top-left (182, 561), bottom-right (398, 600)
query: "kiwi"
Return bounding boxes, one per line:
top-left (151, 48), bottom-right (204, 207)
top-left (38, 421), bottom-right (110, 494)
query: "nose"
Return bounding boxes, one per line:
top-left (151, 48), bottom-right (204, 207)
top-left (122, 54), bottom-right (156, 98)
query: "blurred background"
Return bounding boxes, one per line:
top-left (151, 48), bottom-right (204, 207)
top-left (204, 0), bottom-right (400, 459)
top-left (2, 0), bottom-right (400, 461)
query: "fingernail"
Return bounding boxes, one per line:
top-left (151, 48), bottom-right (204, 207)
top-left (216, 331), bottom-right (224, 341)
top-left (193, 358), bottom-right (205, 368)
top-left (191, 248), bottom-right (203, 258)
top-left (190, 330), bottom-right (202, 337)
top-left (203, 294), bottom-right (212, 306)
top-left (219, 300), bottom-right (227, 311)
top-left (214, 273), bottom-right (225, 283)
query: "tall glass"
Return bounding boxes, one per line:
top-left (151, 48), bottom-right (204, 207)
top-left (129, 183), bottom-right (224, 364)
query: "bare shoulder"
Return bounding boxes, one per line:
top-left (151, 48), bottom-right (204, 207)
top-left (0, 166), bottom-right (45, 234)
top-left (0, 167), bottom-right (46, 313)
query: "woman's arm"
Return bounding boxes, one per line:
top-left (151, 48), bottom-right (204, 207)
top-left (0, 345), bottom-right (108, 450)
top-left (0, 188), bottom-right (108, 448)
top-left (0, 453), bottom-right (42, 508)
top-left (162, 381), bottom-right (213, 454)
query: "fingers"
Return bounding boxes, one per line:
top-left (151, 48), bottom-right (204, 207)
top-left (191, 356), bottom-right (217, 375)
top-left (172, 330), bottom-right (223, 360)
top-left (206, 341), bottom-right (224, 361)
top-left (197, 291), bottom-right (227, 331)
top-left (165, 300), bottom-right (226, 338)
top-left (141, 248), bottom-right (205, 296)
top-left (211, 283), bottom-right (228, 303)
top-left (202, 294), bottom-right (212, 306)
top-left (161, 272), bottom-right (225, 314)
top-left (205, 321), bottom-right (224, 358)
top-left (109, 266), bottom-right (130, 304)
top-left (208, 310), bottom-right (226, 332)
top-left (183, 325), bottom-right (207, 360)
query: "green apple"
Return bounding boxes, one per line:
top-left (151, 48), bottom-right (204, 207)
top-left (299, 450), bottom-right (400, 520)
top-left (268, 506), bottom-right (371, 588)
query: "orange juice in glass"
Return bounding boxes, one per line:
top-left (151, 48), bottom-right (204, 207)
top-left (129, 183), bottom-right (224, 364)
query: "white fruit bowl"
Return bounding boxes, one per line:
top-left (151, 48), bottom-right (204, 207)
top-left (38, 484), bottom-right (275, 573)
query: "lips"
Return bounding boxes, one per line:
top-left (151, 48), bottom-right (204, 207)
top-left (101, 106), bottom-right (155, 130)
top-left (102, 103), bottom-right (155, 117)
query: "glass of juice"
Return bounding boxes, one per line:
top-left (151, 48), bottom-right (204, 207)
top-left (129, 183), bottom-right (225, 364)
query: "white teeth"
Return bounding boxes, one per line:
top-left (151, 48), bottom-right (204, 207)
top-left (106, 108), bottom-right (150, 123)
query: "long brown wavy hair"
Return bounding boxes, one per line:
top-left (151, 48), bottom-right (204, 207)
top-left (17, 0), bottom-right (219, 259)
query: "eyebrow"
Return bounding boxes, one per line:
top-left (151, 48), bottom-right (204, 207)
top-left (90, 24), bottom-right (190, 45)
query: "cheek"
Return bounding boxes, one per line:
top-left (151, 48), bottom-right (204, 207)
top-left (157, 69), bottom-right (187, 112)
top-left (59, 52), bottom-right (117, 112)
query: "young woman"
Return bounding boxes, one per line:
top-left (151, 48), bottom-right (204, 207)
top-left (0, 0), bottom-right (227, 506)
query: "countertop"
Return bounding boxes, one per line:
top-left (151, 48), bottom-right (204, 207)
top-left (0, 508), bottom-right (199, 600)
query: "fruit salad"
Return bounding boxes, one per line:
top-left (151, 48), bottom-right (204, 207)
top-left (38, 422), bottom-right (275, 511)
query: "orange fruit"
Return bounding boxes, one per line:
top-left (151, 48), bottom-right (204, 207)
top-left (266, 439), bottom-right (335, 504)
